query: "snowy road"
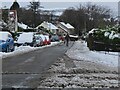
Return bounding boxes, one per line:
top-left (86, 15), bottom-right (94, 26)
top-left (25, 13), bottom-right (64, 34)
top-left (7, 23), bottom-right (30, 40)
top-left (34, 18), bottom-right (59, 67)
top-left (2, 41), bottom-right (74, 88)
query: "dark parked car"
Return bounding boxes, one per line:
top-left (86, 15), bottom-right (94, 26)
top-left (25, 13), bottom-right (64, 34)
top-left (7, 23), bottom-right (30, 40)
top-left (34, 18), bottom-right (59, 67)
top-left (0, 31), bottom-right (14, 52)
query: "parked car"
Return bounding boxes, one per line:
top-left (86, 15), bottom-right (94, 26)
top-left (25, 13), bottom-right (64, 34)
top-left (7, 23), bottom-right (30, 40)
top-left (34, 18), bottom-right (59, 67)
top-left (34, 35), bottom-right (44, 46)
top-left (39, 34), bottom-right (48, 45)
top-left (51, 34), bottom-right (59, 42)
top-left (44, 35), bottom-right (51, 45)
top-left (16, 32), bottom-right (36, 47)
top-left (0, 31), bottom-right (14, 52)
top-left (59, 35), bottom-right (64, 41)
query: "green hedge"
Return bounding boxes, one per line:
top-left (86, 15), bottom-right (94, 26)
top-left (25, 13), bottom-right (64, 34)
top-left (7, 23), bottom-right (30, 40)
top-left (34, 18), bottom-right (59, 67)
top-left (87, 26), bottom-right (120, 51)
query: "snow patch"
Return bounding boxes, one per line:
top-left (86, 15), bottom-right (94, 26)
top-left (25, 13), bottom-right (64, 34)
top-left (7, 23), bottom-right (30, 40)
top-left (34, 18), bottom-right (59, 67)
top-left (66, 41), bottom-right (118, 68)
top-left (0, 42), bottom-right (61, 58)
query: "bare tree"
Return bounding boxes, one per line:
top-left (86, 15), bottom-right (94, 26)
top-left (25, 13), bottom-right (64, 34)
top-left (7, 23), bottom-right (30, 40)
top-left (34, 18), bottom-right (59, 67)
top-left (59, 3), bottom-right (113, 35)
top-left (28, 0), bottom-right (43, 28)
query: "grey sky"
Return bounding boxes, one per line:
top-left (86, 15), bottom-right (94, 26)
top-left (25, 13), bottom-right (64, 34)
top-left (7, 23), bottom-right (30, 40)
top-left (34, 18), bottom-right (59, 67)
top-left (1, 2), bottom-right (118, 16)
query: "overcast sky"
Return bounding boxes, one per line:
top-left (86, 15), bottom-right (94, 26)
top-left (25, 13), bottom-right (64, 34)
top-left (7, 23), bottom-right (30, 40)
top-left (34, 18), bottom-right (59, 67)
top-left (0, 0), bottom-right (119, 16)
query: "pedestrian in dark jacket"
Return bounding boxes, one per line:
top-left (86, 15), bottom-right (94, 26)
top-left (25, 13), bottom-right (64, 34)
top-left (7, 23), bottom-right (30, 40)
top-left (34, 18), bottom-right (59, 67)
top-left (65, 33), bottom-right (70, 46)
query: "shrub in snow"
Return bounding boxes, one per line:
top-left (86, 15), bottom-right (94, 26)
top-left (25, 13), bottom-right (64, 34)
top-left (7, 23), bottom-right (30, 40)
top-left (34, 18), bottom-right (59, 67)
top-left (87, 26), bottom-right (120, 51)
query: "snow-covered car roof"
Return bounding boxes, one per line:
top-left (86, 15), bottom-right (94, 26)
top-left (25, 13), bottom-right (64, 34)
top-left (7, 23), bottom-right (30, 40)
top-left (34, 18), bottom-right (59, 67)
top-left (39, 34), bottom-right (46, 41)
top-left (0, 31), bottom-right (12, 41)
top-left (17, 32), bottom-right (34, 43)
top-left (44, 35), bottom-right (49, 41)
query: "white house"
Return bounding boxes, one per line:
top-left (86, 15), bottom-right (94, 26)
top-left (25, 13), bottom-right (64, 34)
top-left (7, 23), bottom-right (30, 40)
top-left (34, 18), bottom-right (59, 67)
top-left (57, 22), bottom-right (75, 35)
top-left (36, 21), bottom-right (58, 34)
top-left (17, 22), bottom-right (34, 32)
top-left (18, 22), bottom-right (29, 30)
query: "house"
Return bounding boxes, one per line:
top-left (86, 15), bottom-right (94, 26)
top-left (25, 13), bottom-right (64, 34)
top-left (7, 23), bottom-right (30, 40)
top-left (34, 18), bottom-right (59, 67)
top-left (0, 20), bottom-right (7, 30)
top-left (57, 22), bottom-right (75, 35)
top-left (18, 22), bottom-right (29, 30)
top-left (36, 21), bottom-right (58, 34)
top-left (18, 22), bottom-right (34, 32)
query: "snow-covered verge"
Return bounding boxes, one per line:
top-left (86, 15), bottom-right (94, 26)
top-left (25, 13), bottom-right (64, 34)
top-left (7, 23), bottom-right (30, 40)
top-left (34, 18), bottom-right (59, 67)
top-left (0, 42), bottom-right (61, 58)
top-left (38, 56), bottom-right (118, 88)
top-left (66, 41), bottom-right (119, 68)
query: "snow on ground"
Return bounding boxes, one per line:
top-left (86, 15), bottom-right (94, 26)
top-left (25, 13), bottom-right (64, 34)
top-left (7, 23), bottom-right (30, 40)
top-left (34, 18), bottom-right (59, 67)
top-left (39, 56), bottom-right (118, 88)
top-left (0, 42), bottom-right (61, 58)
top-left (38, 40), bottom-right (119, 88)
top-left (66, 40), bottom-right (119, 68)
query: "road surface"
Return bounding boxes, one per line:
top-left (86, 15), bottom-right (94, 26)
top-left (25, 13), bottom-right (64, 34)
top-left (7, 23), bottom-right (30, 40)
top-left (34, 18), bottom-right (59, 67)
top-left (2, 42), bottom-right (74, 89)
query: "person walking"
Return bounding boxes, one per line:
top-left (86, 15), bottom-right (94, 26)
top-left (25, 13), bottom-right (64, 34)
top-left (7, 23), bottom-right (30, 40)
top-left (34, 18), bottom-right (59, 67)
top-left (65, 33), bottom-right (70, 46)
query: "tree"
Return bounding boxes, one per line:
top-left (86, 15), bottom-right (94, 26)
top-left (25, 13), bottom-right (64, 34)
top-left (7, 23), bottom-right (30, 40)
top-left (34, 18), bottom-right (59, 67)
top-left (59, 3), bottom-right (112, 35)
top-left (2, 9), bottom-right (8, 23)
top-left (10, 0), bottom-right (20, 11)
top-left (28, 0), bottom-right (43, 28)
top-left (28, 1), bottom-right (41, 11)
top-left (17, 8), bottom-right (34, 26)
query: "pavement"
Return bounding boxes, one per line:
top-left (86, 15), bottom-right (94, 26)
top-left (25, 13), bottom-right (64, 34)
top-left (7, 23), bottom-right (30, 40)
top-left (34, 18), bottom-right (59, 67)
top-left (2, 41), bottom-right (74, 89)
top-left (38, 55), bottom-right (119, 89)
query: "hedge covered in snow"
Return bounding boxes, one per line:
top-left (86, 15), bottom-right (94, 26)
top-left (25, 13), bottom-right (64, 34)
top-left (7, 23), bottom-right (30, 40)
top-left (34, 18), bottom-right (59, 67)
top-left (87, 26), bottom-right (120, 51)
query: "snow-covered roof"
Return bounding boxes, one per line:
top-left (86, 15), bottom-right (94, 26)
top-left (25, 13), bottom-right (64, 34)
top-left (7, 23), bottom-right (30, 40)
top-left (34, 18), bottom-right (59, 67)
top-left (88, 28), bottom-right (99, 34)
top-left (60, 22), bottom-right (67, 27)
top-left (36, 21), bottom-right (58, 30)
top-left (60, 22), bottom-right (74, 29)
top-left (59, 25), bottom-right (68, 32)
top-left (66, 23), bottom-right (74, 29)
top-left (18, 22), bottom-right (31, 29)
top-left (69, 35), bottom-right (78, 38)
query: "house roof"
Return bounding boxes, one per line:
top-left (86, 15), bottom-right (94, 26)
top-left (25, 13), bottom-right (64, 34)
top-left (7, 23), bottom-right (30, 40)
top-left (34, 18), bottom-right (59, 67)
top-left (66, 23), bottom-right (74, 29)
top-left (58, 25), bottom-right (68, 32)
top-left (36, 21), bottom-right (58, 30)
top-left (18, 22), bottom-right (31, 29)
top-left (60, 22), bottom-right (74, 29)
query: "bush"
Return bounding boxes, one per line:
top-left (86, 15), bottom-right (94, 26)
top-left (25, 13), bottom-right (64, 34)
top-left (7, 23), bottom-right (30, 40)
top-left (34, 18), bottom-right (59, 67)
top-left (87, 26), bottom-right (120, 51)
